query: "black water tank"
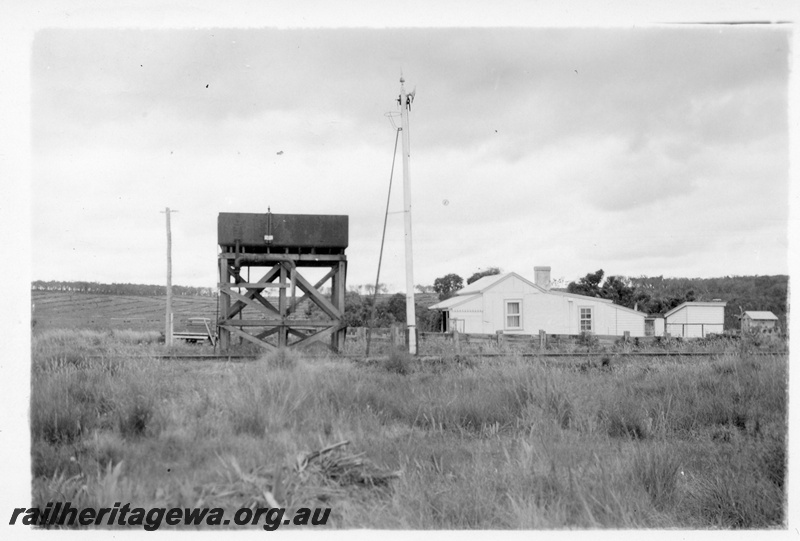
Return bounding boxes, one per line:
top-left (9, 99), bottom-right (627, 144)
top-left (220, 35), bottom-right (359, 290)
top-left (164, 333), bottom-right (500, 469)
top-left (217, 213), bottom-right (348, 250)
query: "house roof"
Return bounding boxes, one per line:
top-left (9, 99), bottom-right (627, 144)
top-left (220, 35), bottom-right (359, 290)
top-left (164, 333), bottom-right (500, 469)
top-left (543, 287), bottom-right (648, 317)
top-left (429, 271), bottom-right (646, 317)
top-left (664, 301), bottom-right (727, 318)
top-left (744, 311), bottom-right (778, 320)
top-left (428, 293), bottom-right (480, 310)
top-left (454, 272), bottom-right (523, 295)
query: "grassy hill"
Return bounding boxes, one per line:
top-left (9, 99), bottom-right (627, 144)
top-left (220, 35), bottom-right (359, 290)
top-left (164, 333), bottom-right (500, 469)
top-left (30, 290), bottom-right (442, 333)
top-left (31, 291), bottom-right (218, 333)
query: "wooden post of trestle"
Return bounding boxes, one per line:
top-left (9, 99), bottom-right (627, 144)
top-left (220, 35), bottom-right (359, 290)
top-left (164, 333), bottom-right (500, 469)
top-left (278, 263), bottom-right (288, 348)
top-left (330, 262), bottom-right (339, 352)
top-left (330, 260), bottom-right (347, 352)
top-left (218, 257), bottom-right (231, 350)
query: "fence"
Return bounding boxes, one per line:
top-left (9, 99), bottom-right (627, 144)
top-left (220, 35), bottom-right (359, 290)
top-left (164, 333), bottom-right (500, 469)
top-left (342, 326), bottom-right (714, 356)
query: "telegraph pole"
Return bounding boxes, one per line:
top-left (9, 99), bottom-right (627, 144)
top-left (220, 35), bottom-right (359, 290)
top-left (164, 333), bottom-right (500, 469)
top-left (399, 76), bottom-right (417, 355)
top-left (161, 207), bottom-right (178, 346)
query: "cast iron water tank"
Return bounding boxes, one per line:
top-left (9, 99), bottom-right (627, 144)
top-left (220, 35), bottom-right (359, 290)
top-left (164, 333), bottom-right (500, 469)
top-left (217, 212), bottom-right (348, 252)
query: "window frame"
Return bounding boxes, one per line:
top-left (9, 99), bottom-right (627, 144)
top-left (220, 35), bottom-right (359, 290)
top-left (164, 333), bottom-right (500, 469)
top-left (504, 299), bottom-right (523, 330)
top-left (579, 306), bottom-right (593, 333)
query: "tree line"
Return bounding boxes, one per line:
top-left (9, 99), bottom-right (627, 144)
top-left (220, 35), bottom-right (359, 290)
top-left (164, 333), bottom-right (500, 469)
top-left (565, 270), bottom-right (787, 330)
top-left (31, 280), bottom-right (216, 297)
top-left (342, 292), bottom-right (442, 332)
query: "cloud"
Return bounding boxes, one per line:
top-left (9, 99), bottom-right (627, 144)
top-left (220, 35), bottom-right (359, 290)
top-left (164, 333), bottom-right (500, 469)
top-left (30, 27), bottom-right (790, 288)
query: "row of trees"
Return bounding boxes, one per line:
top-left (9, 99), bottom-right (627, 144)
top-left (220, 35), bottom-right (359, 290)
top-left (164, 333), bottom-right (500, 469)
top-left (343, 292), bottom-right (441, 332)
top-left (566, 270), bottom-right (788, 330)
top-left (566, 269), bottom-right (695, 314)
top-left (31, 280), bottom-right (215, 297)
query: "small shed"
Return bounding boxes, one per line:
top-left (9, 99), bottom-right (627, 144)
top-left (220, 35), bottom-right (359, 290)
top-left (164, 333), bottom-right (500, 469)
top-left (644, 315), bottom-right (665, 337)
top-left (664, 301), bottom-right (726, 338)
top-left (741, 311), bottom-right (779, 333)
top-left (429, 270), bottom-right (646, 337)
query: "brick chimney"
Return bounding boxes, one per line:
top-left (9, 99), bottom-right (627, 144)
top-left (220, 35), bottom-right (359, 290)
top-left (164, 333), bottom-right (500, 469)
top-left (534, 266), bottom-right (551, 290)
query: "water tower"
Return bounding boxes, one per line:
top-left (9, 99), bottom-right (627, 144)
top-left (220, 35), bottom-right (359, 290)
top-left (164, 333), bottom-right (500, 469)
top-left (217, 211), bottom-right (348, 352)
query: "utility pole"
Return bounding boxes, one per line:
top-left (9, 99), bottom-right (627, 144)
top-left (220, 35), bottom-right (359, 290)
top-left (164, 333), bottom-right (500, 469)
top-left (161, 207), bottom-right (178, 346)
top-left (399, 76), bottom-right (417, 355)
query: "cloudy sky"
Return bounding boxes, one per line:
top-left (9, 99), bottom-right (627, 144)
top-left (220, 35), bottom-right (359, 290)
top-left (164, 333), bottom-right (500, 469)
top-left (26, 14), bottom-right (792, 292)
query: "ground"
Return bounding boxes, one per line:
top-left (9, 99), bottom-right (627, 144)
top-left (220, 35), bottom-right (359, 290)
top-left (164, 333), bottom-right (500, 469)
top-left (29, 328), bottom-right (786, 529)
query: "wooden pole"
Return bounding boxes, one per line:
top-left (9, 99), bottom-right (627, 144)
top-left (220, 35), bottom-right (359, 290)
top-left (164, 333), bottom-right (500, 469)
top-left (399, 76), bottom-right (417, 355)
top-left (162, 207), bottom-right (177, 347)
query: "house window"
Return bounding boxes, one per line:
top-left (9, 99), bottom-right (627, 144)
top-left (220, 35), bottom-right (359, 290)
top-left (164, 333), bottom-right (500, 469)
top-left (580, 307), bottom-right (593, 332)
top-left (505, 300), bottom-right (522, 330)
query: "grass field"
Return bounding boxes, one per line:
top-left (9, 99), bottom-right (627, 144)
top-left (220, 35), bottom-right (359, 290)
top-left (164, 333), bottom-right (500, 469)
top-left (30, 328), bottom-right (786, 529)
top-left (31, 291), bottom-right (218, 333)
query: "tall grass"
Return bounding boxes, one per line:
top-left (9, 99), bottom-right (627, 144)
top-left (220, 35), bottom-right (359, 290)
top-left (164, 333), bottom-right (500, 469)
top-left (31, 330), bottom-right (787, 529)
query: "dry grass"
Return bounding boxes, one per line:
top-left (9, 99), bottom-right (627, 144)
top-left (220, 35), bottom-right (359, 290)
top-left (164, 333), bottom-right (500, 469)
top-left (30, 330), bottom-right (787, 529)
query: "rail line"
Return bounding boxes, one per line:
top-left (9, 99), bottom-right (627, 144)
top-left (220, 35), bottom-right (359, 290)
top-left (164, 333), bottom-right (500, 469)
top-left (79, 350), bottom-right (782, 361)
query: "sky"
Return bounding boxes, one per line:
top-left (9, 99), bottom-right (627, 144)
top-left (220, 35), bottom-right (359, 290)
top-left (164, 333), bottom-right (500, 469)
top-left (25, 19), bottom-right (793, 292)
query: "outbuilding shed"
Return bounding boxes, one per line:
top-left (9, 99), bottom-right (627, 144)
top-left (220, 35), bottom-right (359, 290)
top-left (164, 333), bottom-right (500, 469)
top-left (741, 311), bottom-right (779, 333)
top-left (429, 269), bottom-right (646, 337)
top-left (645, 315), bottom-right (665, 337)
top-left (663, 301), bottom-right (726, 338)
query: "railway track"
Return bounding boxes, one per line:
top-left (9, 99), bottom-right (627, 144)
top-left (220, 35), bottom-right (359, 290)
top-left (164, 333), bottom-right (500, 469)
top-left (79, 350), bottom-right (781, 361)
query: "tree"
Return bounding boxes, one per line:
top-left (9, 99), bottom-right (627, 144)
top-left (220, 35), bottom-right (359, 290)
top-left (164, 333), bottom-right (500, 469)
top-left (386, 293), bottom-right (407, 323)
top-left (466, 267), bottom-right (502, 285)
top-left (416, 302), bottom-right (442, 332)
top-left (567, 270), bottom-right (641, 309)
top-left (599, 275), bottom-right (636, 308)
top-left (567, 269), bottom-right (605, 297)
top-left (364, 283), bottom-right (388, 295)
top-left (433, 273), bottom-right (464, 301)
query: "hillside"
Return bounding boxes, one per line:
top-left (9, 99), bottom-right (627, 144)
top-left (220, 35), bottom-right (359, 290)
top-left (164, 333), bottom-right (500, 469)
top-left (31, 292), bottom-right (218, 332)
top-left (628, 274), bottom-right (788, 329)
top-left (30, 290), bottom-right (442, 333)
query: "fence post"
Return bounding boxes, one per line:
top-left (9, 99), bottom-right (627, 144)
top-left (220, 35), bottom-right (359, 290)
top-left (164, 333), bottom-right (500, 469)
top-left (539, 330), bottom-right (546, 352)
top-left (623, 331), bottom-right (630, 343)
top-left (496, 330), bottom-right (504, 348)
top-left (391, 323), bottom-right (403, 349)
top-left (452, 328), bottom-right (460, 353)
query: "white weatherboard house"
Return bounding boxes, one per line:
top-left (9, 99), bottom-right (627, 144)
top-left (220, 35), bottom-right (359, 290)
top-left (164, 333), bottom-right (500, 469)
top-left (663, 301), bottom-right (727, 338)
top-left (429, 267), bottom-right (646, 337)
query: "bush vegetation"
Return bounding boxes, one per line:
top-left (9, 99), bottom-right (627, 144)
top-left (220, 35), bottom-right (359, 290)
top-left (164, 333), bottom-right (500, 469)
top-left (30, 330), bottom-right (786, 529)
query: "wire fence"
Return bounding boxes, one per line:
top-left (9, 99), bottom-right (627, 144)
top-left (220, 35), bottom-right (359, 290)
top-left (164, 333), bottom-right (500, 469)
top-left (343, 325), bottom-right (786, 357)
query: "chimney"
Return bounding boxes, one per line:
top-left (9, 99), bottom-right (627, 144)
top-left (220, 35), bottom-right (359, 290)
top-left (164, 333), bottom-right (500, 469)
top-left (534, 266), bottom-right (551, 290)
